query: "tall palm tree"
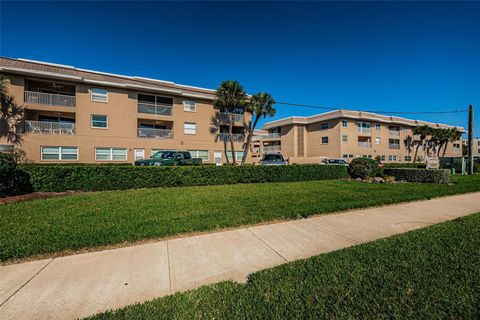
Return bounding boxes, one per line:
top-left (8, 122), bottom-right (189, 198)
top-left (403, 135), bottom-right (414, 162)
top-left (412, 125), bottom-right (431, 163)
top-left (0, 76), bottom-right (25, 145)
top-left (241, 92), bottom-right (276, 165)
top-left (442, 128), bottom-right (462, 157)
top-left (213, 80), bottom-right (247, 165)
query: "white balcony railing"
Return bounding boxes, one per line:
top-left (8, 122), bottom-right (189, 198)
top-left (389, 130), bottom-right (400, 137)
top-left (358, 141), bottom-right (372, 148)
top-left (263, 145), bottom-right (281, 153)
top-left (357, 127), bottom-right (371, 134)
top-left (252, 133), bottom-right (281, 141)
top-left (24, 91), bottom-right (76, 107)
top-left (218, 133), bottom-right (245, 142)
top-left (219, 112), bottom-right (244, 124)
top-left (137, 102), bottom-right (173, 116)
top-left (24, 120), bottom-right (75, 135)
top-left (137, 128), bottom-right (173, 139)
top-left (389, 144), bottom-right (401, 149)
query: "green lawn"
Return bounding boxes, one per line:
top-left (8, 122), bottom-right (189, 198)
top-left (1, 174), bottom-right (479, 263)
top-left (86, 213), bottom-right (480, 320)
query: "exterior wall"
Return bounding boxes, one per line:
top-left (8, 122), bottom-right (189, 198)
top-left (1, 75), bottom-right (250, 163)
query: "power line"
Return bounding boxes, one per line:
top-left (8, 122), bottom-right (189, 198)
top-left (274, 101), bottom-right (468, 115)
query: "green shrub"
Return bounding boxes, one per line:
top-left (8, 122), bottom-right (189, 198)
top-left (349, 158), bottom-right (379, 179)
top-left (383, 163), bottom-right (426, 169)
top-left (0, 153), bottom-right (33, 197)
top-left (383, 168), bottom-right (450, 184)
top-left (20, 164), bottom-right (349, 192)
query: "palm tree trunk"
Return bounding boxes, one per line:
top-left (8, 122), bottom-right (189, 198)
top-left (413, 140), bottom-right (422, 164)
top-left (241, 115), bottom-right (260, 165)
top-left (228, 111), bottom-right (236, 165)
top-left (442, 141), bottom-right (449, 157)
top-left (223, 139), bottom-right (230, 164)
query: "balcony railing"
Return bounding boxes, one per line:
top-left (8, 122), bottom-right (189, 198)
top-left (137, 128), bottom-right (173, 139)
top-left (218, 133), bottom-right (245, 142)
top-left (357, 127), bottom-right (371, 134)
top-left (24, 120), bottom-right (75, 135)
top-left (219, 112), bottom-right (244, 124)
top-left (389, 130), bottom-right (400, 137)
top-left (263, 145), bottom-right (281, 153)
top-left (389, 144), bottom-right (401, 149)
top-left (24, 91), bottom-right (76, 107)
top-left (137, 102), bottom-right (173, 116)
top-left (252, 133), bottom-right (281, 141)
top-left (358, 141), bottom-right (372, 148)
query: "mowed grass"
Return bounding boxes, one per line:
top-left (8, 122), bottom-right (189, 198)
top-left (1, 174), bottom-right (480, 262)
top-left (87, 213), bottom-right (480, 319)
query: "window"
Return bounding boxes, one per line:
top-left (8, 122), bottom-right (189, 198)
top-left (342, 120), bottom-right (348, 128)
top-left (188, 150), bottom-right (209, 161)
top-left (91, 115), bottom-right (108, 128)
top-left (41, 146), bottom-right (78, 161)
top-left (405, 155), bottom-right (412, 162)
top-left (183, 100), bottom-right (196, 112)
top-left (91, 88), bottom-right (108, 102)
top-left (375, 124), bottom-right (381, 131)
top-left (95, 147), bottom-right (127, 161)
top-left (320, 123), bottom-right (329, 130)
top-left (226, 151), bottom-right (244, 161)
top-left (380, 155), bottom-right (385, 161)
top-left (321, 136), bottom-right (329, 144)
top-left (151, 149), bottom-right (175, 156)
top-left (0, 145), bottom-right (14, 153)
top-left (453, 143), bottom-right (461, 151)
top-left (402, 127), bottom-right (408, 133)
top-left (184, 122), bottom-right (196, 135)
top-left (363, 155), bottom-right (372, 159)
top-left (388, 155), bottom-right (398, 161)
top-left (342, 135), bottom-right (348, 142)
top-left (375, 137), bottom-right (381, 145)
top-left (389, 139), bottom-right (400, 149)
top-left (343, 154), bottom-right (353, 159)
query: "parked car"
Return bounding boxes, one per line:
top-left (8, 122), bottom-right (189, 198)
top-left (134, 151), bottom-right (202, 166)
top-left (321, 158), bottom-right (349, 166)
top-left (260, 153), bottom-right (288, 165)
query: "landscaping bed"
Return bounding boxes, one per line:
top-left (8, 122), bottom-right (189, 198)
top-left (86, 213), bottom-right (480, 319)
top-left (1, 174), bottom-right (479, 263)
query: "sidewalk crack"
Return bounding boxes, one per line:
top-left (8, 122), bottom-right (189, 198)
top-left (246, 228), bottom-right (288, 262)
top-left (166, 241), bottom-right (172, 295)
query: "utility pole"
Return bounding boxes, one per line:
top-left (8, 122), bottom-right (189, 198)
top-left (467, 104), bottom-right (474, 175)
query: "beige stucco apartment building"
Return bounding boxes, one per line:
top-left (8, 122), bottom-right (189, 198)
top-left (0, 57), bottom-right (248, 163)
top-left (253, 110), bottom-right (465, 163)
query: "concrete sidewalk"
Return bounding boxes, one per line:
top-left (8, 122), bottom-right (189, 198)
top-left (1, 192), bottom-right (480, 320)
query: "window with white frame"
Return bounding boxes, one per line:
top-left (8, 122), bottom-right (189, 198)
top-left (388, 155), bottom-right (398, 161)
top-left (184, 122), bottom-right (196, 135)
top-left (95, 147), bottom-right (127, 161)
top-left (188, 150), bottom-right (209, 161)
top-left (342, 154), bottom-right (354, 159)
top-left (375, 123), bottom-right (381, 131)
top-left (404, 155), bottom-right (412, 162)
top-left (0, 145), bottom-right (14, 152)
top-left (226, 151), bottom-right (244, 161)
top-left (183, 100), bottom-right (196, 112)
top-left (342, 120), bottom-right (348, 128)
top-left (342, 135), bottom-right (348, 142)
top-left (91, 88), bottom-right (108, 102)
top-left (321, 136), bottom-right (329, 144)
top-left (453, 143), bottom-right (461, 151)
top-left (91, 115), bottom-right (108, 128)
top-left (41, 146), bottom-right (78, 161)
top-left (375, 137), bottom-right (381, 145)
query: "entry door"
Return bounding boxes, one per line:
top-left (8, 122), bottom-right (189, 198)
top-left (134, 149), bottom-right (145, 160)
top-left (214, 151), bottom-right (222, 166)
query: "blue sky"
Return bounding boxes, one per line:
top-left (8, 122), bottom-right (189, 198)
top-left (1, 1), bottom-right (479, 134)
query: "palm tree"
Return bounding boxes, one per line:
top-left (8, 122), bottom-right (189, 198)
top-left (0, 76), bottom-right (25, 145)
top-left (436, 129), bottom-right (450, 156)
top-left (442, 128), bottom-right (462, 157)
top-left (241, 92), bottom-right (276, 165)
top-left (403, 135), bottom-right (414, 162)
top-left (213, 80), bottom-right (247, 165)
top-left (412, 125), bottom-right (431, 163)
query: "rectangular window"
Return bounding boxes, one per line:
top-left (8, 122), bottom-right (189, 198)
top-left (320, 123), bottom-right (329, 130)
top-left (183, 100), bottom-right (196, 112)
top-left (91, 88), bottom-right (108, 102)
top-left (380, 155), bottom-right (385, 161)
top-left (342, 154), bottom-right (353, 159)
top-left (41, 146), bottom-right (78, 161)
top-left (342, 135), bottom-right (348, 142)
top-left (321, 136), bottom-right (329, 144)
top-left (388, 155), bottom-right (398, 161)
top-left (226, 151), bottom-right (244, 161)
top-left (402, 127), bottom-right (408, 133)
top-left (188, 150), bottom-right (209, 161)
top-left (0, 145), bottom-right (14, 152)
top-left (453, 143), bottom-right (461, 151)
top-left (375, 124), bottom-right (381, 131)
top-left (342, 120), bottom-right (348, 128)
top-left (91, 115), bottom-right (108, 128)
top-left (389, 139), bottom-right (400, 149)
top-left (405, 155), bottom-right (412, 162)
top-left (184, 122), bottom-right (196, 135)
top-left (375, 137), bottom-right (381, 145)
top-left (95, 147), bottom-right (127, 161)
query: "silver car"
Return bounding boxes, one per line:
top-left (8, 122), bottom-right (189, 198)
top-left (321, 158), bottom-right (349, 166)
top-left (260, 153), bottom-right (288, 165)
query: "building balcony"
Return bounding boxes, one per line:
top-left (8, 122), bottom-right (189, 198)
top-left (252, 133), bottom-right (281, 141)
top-left (389, 143), bottom-right (401, 149)
top-left (24, 120), bottom-right (75, 135)
top-left (358, 141), bottom-right (372, 148)
top-left (218, 112), bottom-right (244, 124)
top-left (218, 133), bottom-right (245, 142)
top-left (24, 91), bottom-right (76, 107)
top-left (389, 130), bottom-right (400, 137)
top-left (263, 145), bottom-right (281, 153)
top-left (137, 128), bottom-right (173, 139)
top-left (357, 127), bottom-right (371, 134)
top-left (137, 102), bottom-right (173, 116)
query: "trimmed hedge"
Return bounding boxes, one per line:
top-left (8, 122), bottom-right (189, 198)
top-left (20, 164), bottom-right (349, 192)
top-left (0, 153), bottom-right (33, 197)
top-left (383, 168), bottom-right (450, 184)
top-left (383, 163), bottom-right (426, 169)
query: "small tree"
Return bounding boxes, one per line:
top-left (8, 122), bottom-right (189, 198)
top-left (413, 125), bottom-right (431, 163)
top-left (241, 92), bottom-right (276, 165)
top-left (213, 80), bottom-right (247, 165)
top-left (442, 128), bottom-right (462, 157)
top-left (0, 76), bottom-right (25, 145)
